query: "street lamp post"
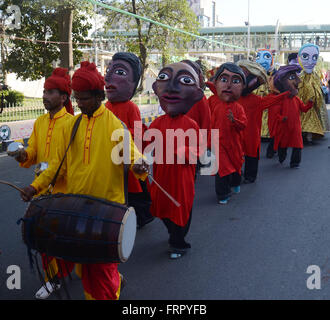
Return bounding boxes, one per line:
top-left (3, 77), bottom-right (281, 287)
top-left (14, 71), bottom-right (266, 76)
top-left (247, 0), bottom-right (251, 59)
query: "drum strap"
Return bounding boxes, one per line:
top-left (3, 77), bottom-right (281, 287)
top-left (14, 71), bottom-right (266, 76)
top-left (48, 115), bottom-right (130, 206)
top-left (48, 115), bottom-right (83, 192)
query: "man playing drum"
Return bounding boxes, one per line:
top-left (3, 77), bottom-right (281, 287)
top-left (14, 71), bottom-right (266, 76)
top-left (8, 68), bottom-right (75, 299)
top-left (20, 61), bottom-right (149, 300)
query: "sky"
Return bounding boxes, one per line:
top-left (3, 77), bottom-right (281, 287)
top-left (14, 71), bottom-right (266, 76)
top-left (216, 0), bottom-right (330, 61)
top-left (217, 0), bottom-right (330, 26)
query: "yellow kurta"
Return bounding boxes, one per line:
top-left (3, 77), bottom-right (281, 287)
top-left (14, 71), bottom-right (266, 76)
top-left (298, 72), bottom-right (329, 137)
top-left (31, 104), bottom-right (146, 205)
top-left (254, 83), bottom-right (271, 138)
top-left (20, 107), bottom-right (73, 195)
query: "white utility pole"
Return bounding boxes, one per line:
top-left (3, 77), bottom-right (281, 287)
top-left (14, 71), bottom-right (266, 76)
top-left (247, 0), bottom-right (251, 59)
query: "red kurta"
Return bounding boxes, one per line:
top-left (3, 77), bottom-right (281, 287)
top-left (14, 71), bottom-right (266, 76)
top-left (238, 92), bottom-right (287, 158)
top-left (210, 100), bottom-right (247, 177)
top-left (147, 114), bottom-right (199, 227)
top-left (268, 94), bottom-right (283, 138)
top-left (186, 95), bottom-right (211, 131)
top-left (106, 100), bottom-right (143, 193)
top-left (274, 96), bottom-right (313, 150)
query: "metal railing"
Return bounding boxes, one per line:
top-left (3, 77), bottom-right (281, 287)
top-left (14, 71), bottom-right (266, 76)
top-left (0, 94), bottom-right (161, 123)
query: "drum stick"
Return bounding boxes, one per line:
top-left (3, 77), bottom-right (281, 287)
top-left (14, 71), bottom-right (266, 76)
top-left (0, 180), bottom-right (28, 197)
top-left (148, 175), bottom-right (181, 207)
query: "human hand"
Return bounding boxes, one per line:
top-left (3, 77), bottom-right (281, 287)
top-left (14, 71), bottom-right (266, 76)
top-left (132, 159), bottom-right (150, 175)
top-left (227, 110), bottom-right (235, 122)
top-left (7, 148), bottom-right (27, 163)
top-left (20, 185), bottom-right (37, 202)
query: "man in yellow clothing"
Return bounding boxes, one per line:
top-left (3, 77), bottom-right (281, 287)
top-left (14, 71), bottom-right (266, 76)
top-left (20, 61), bottom-right (149, 300)
top-left (8, 68), bottom-right (75, 299)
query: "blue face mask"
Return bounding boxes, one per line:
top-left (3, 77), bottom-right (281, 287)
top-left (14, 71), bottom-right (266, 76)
top-left (256, 50), bottom-right (273, 72)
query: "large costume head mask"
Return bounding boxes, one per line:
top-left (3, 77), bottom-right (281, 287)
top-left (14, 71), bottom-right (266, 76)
top-left (152, 62), bottom-right (204, 117)
top-left (214, 62), bottom-right (246, 103)
top-left (236, 60), bottom-right (268, 96)
top-left (273, 65), bottom-right (302, 96)
top-left (298, 43), bottom-right (319, 74)
top-left (105, 52), bottom-right (142, 102)
top-left (256, 49), bottom-right (274, 72)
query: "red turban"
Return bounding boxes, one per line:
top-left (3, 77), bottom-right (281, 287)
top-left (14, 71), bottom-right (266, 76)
top-left (71, 61), bottom-right (105, 92)
top-left (44, 68), bottom-right (74, 115)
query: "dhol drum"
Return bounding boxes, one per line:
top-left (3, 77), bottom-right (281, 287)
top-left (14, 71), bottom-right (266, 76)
top-left (21, 193), bottom-right (137, 264)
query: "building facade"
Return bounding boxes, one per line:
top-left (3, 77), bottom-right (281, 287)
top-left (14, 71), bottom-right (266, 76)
top-left (188, 0), bottom-right (222, 28)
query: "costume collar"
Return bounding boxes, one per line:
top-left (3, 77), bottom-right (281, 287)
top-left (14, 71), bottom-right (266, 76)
top-left (48, 106), bottom-right (67, 120)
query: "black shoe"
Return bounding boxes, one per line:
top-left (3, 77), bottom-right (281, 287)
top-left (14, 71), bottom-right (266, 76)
top-left (290, 164), bottom-right (300, 169)
top-left (120, 274), bottom-right (127, 290)
top-left (243, 178), bottom-right (255, 184)
top-left (168, 245), bottom-right (191, 259)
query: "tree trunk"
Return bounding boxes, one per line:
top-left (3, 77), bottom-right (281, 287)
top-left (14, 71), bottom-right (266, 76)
top-left (0, 23), bottom-right (7, 84)
top-left (57, 7), bottom-right (73, 75)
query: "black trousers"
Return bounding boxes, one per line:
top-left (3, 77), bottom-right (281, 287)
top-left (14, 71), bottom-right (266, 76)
top-left (128, 180), bottom-right (154, 228)
top-left (162, 211), bottom-right (192, 249)
top-left (278, 147), bottom-right (302, 167)
top-left (266, 138), bottom-right (275, 158)
top-left (244, 153), bottom-right (259, 183)
top-left (215, 172), bottom-right (241, 201)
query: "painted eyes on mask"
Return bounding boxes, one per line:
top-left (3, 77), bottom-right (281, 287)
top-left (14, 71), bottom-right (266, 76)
top-left (264, 53), bottom-right (272, 60)
top-left (288, 74), bottom-right (298, 80)
top-left (301, 53), bottom-right (309, 60)
top-left (312, 54), bottom-right (319, 61)
top-left (157, 73), bottom-right (196, 85)
top-left (219, 76), bottom-right (242, 84)
top-left (157, 73), bottom-right (170, 81)
top-left (179, 76), bottom-right (196, 85)
top-left (114, 69), bottom-right (127, 76)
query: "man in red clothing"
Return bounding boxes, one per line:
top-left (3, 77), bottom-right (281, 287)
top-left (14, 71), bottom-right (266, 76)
top-left (210, 62), bottom-right (247, 205)
top-left (237, 60), bottom-right (288, 183)
top-left (148, 62), bottom-right (203, 259)
top-left (105, 52), bottom-right (154, 229)
top-left (181, 60), bottom-right (211, 175)
top-left (273, 65), bottom-right (313, 168)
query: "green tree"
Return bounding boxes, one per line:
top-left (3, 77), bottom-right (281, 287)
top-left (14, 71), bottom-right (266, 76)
top-left (0, 0), bottom-right (92, 81)
top-left (105, 0), bottom-right (200, 92)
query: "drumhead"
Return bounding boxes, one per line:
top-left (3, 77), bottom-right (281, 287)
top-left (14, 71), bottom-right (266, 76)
top-left (118, 207), bottom-right (137, 262)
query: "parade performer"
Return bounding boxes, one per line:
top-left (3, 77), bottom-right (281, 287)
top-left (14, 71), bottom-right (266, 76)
top-left (273, 65), bottom-right (313, 168)
top-left (105, 52), bottom-right (154, 229)
top-left (236, 60), bottom-right (288, 183)
top-left (7, 68), bottom-right (74, 299)
top-left (147, 62), bottom-right (204, 259)
top-left (288, 52), bottom-right (299, 66)
top-left (255, 49), bottom-right (274, 138)
top-left (298, 43), bottom-right (329, 143)
top-left (209, 62), bottom-right (247, 204)
top-left (181, 60), bottom-right (211, 174)
top-left (20, 61), bottom-right (149, 300)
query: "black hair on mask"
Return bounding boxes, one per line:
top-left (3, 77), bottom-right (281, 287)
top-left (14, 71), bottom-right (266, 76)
top-left (112, 52), bottom-right (142, 97)
top-left (214, 62), bottom-right (246, 85)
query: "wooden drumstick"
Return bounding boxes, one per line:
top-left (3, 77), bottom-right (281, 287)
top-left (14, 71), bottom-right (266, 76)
top-left (0, 180), bottom-right (28, 197)
top-left (148, 175), bottom-right (181, 208)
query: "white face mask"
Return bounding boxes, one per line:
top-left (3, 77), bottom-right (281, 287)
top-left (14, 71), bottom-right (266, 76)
top-left (298, 45), bottom-right (319, 74)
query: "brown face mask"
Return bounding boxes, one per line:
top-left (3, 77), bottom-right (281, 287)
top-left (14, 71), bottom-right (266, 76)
top-left (282, 72), bottom-right (301, 97)
top-left (105, 59), bottom-right (136, 102)
top-left (215, 70), bottom-right (244, 103)
top-left (152, 62), bottom-right (204, 117)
